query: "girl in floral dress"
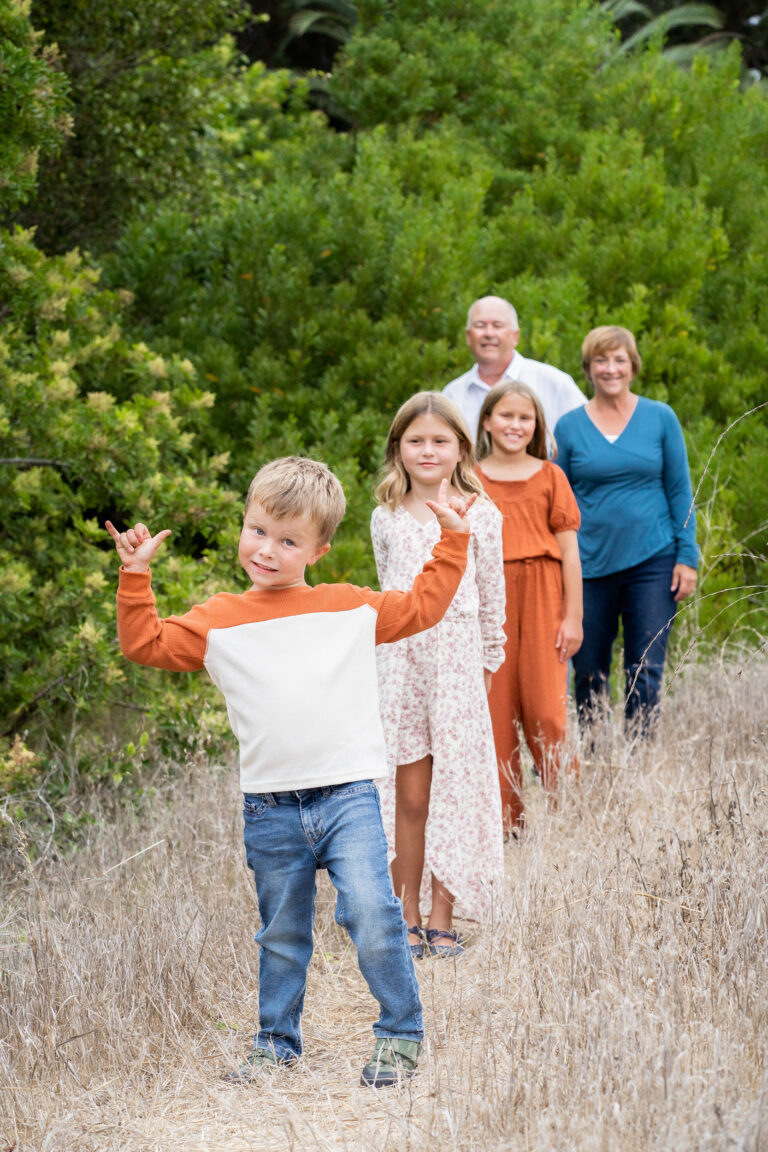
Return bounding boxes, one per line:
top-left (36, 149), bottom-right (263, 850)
top-left (371, 392), bottom-right (505, 958)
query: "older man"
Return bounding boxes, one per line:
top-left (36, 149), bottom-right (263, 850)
top-left (443, 296), bottom-right (586, 441)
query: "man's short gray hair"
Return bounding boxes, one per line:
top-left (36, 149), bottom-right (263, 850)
top-left (466, 296), bottom-right (519, 330)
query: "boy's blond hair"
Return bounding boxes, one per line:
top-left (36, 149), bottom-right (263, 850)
top-left (375, 391), bottom-right (485, 511)
top-left (245, 457), bottom-right (346, 543)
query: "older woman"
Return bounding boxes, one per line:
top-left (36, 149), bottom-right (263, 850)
top-left (554, 326), bottom-right (699, 730)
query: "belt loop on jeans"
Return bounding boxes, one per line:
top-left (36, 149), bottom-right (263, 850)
top-left (263, 793), bottom-right (276, 806)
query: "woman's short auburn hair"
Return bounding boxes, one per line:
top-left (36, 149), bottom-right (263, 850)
top-left (581, 326), bottom-right (642, 381)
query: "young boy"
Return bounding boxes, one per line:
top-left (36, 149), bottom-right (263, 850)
top-left (106, 456), bottom-right (473, 1089)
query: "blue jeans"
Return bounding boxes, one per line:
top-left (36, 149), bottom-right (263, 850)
top-left (242, 780), bottom-right (423, 1062)
top-left (573, 551), bottom-right (678, 728)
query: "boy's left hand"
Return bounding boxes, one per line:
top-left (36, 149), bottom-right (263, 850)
top-left (425, 479), bottom-right (475, 534)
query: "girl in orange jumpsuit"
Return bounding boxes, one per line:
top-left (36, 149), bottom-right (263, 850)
top-left (475, 381), bottom-right (583, 834)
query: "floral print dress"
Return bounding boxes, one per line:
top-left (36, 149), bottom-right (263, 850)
top-left (371, 499), bottom-right (506, 921)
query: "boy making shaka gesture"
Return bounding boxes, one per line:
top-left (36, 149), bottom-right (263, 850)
top-left (107, 457), bottom-right (473, 1088)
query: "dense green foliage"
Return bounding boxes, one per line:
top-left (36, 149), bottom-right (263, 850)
top-left (19, 0), bottom-right (248, 249)
top-left (2, 0), bottom-right (768, 810)
top-left (0, 224), bottom-right (237, 791)
top-left (0, 0), bottom-right (69, 215)
top-left (0, 1), bottom-right (239, 803)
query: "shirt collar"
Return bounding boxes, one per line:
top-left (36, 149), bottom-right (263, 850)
top-left (467, 352), bottom-right (522, 389)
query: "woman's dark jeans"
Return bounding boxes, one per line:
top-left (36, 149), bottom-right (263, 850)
top-left (573, 551), bottom-right (678, 731)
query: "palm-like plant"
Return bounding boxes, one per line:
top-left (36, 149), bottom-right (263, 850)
top-left (602, 0), bottom-right (768, 77)
top-left (281, 0), bottom-right (357, 48)
top-left (238, 0), bottom-right (357, 71)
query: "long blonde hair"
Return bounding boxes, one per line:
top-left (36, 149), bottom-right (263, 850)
top-left (375, 391), bottom-right (485, 510)
top-left (475, 381), bottom-right (552, 462)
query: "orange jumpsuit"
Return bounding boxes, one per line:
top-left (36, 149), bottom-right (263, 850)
top-left (477, 462), bottom-right (581, 831)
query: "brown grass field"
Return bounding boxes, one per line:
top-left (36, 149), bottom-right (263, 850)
top-left (2, 654), bottom-right (767, 1151)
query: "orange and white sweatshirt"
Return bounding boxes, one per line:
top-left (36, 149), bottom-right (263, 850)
top-left (116, 529), bottom-right (468, 793)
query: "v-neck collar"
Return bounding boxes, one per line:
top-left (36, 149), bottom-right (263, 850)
top-left (583, 394), bottom-right (639, 443)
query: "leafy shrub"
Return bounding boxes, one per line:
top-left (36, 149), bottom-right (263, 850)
top-left (0, 0), bottom-right (70, 216)
top-left (0, 225), bottom-right (239, 783)
top-left (16, 0), bottom-right (249, 249)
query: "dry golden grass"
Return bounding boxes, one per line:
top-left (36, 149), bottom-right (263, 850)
top-left (2, 654), bottom-right (767, 1151)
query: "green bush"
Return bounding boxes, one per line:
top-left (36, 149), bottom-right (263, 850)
top-left (0, 225), bottom-right (240, 786)
top-left (16, 0), bottom-right (249, 250)
top-left (0, 0), bottom-right (70, 216)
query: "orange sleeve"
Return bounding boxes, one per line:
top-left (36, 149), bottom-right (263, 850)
top-left (116, 569), bottom-right (209, 671)
top-left (548, 463), bottom-right (581, 533)
top-left (369, 529), bottom-right (469, 644)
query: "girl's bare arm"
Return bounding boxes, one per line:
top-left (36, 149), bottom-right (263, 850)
top-left (554, 529), bottom-right (583, 663)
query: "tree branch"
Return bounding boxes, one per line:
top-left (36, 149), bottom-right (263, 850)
top-left (0, 458), bottom-right (69, 472)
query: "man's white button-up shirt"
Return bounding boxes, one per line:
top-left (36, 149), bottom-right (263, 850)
top-left (443, 350), bottom-right (586, 443)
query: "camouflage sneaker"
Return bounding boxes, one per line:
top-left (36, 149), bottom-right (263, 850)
top-left (221, 1047), bottom-right (283, 1084)
top-left (360, 1038), bottom-right (421, 1088)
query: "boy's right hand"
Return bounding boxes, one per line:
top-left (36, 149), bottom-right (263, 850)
top-left (105, 520), bottom-right (171, 573)
top-left (425, 478), bottom-right (475, 534)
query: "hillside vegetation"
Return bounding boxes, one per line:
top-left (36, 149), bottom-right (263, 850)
top-left (1, 0), bottom-right (767, 798)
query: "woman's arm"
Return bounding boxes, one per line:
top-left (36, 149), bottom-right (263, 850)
top-left (660, 406), bottom-right (699, 577)
top-left (553, 529), bottom-right (583, 663)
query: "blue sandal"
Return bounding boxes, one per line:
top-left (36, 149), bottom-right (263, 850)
top-left (426, 928), bottom-right (465, 958)
top-left (407, 924), bottom-right (426, 960)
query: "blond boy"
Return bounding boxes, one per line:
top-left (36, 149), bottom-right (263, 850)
top-left (106, 457), bottom-right (472, 1088)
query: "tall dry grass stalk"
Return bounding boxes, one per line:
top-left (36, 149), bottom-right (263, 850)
top-left (1, 655), bottom-right (766, 1151)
